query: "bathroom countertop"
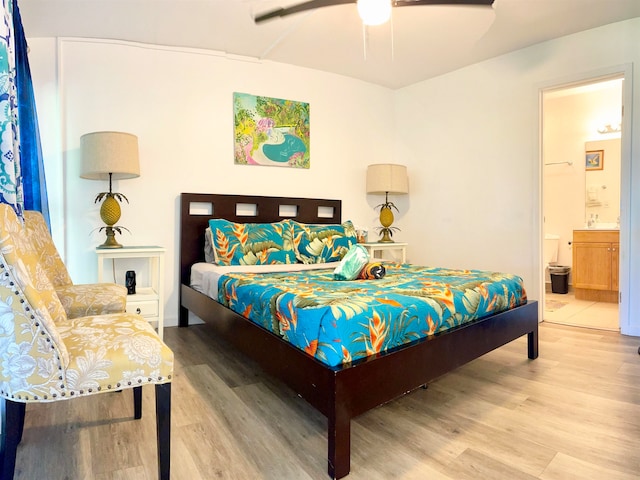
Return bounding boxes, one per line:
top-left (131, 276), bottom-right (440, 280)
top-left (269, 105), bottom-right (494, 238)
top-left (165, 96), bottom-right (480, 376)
top-left (578, 222), bottom-right (619, 230)
top-left (575, 227), bottom-right (619, 231)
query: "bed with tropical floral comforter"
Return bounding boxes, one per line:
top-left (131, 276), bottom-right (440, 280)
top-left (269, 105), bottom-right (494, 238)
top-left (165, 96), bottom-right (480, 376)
top-left (217, 263), bottom-right (527, 368)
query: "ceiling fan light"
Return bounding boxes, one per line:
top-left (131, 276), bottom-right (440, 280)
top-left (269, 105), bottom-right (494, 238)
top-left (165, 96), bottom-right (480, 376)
top-left (357, 0), bottom-right (392, 26)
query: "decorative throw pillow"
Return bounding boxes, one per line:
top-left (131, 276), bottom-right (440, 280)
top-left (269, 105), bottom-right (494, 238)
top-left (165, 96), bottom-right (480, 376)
top-left (208, 219), bottom-right (296, 266)
top-left (333, 244), bottom-right (370, 281)
top-left (292, 220), bottom-right (357, 264)
top-left (358, 262), bottom-right (386, 280)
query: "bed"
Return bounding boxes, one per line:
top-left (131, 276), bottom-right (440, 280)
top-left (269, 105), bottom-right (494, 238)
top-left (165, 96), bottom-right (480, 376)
top-left (179, 192), bottom-right (539, 479)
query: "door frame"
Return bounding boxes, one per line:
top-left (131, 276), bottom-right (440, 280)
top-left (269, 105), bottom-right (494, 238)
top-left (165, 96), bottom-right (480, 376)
top-left (537, 63), bottom-right (632, 331)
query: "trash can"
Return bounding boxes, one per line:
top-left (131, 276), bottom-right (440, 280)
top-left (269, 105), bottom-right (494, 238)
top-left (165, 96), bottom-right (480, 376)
top-left (549, 265), bottom-right (570, 294)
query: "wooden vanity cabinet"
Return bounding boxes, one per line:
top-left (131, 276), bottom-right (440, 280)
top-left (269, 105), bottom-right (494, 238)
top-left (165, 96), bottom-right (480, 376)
top-left (572, 229), bottom-right (619, 303)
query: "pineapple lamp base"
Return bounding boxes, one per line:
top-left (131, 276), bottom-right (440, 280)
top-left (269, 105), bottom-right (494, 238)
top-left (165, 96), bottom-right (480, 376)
top-left (377, 204), bottom-right (396, 243)
top-left (99, 226), bottom-right (123, 249)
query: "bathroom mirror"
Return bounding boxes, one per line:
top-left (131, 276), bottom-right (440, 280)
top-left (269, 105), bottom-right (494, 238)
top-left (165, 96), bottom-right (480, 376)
top-left (584, 138), bottom-right (620, 226)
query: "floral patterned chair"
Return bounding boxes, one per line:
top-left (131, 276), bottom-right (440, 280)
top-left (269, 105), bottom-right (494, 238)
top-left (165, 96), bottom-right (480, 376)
top-left (0, 205), bottom-right (173, 479)
top-left (23, 210), bottom-right (127, 318)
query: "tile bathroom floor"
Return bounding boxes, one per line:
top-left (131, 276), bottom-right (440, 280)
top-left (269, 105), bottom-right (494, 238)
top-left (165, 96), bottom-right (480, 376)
top-left (544, 290), bottom-right (619, 331)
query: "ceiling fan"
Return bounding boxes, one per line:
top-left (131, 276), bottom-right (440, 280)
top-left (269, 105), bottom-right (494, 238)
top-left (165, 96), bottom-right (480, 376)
top-left (255, 0), bottom-right (495, 25)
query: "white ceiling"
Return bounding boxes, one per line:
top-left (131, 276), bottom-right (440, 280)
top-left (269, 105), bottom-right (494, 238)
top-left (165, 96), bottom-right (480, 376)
top-left (19, 0), bottom-right (640, 89)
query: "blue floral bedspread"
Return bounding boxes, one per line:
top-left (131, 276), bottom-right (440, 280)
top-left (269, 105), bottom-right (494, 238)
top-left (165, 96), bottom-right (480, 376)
top-left (217, 264), bottom-right (527, 368)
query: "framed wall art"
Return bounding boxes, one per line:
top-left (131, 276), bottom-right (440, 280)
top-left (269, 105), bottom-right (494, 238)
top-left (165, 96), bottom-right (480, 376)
top-left (585, 150), bottom-right (604, 171)
top-left (233, 92), bottom-right (310, 169)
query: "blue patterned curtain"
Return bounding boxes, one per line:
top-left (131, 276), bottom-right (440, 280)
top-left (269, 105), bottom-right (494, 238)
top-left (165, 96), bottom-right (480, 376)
top-left (0, 0), bottom-right (24, 219)
top-left (0, 0), bottom-right (49, 225)
top-left (13, 0), bottom-right (49, 225)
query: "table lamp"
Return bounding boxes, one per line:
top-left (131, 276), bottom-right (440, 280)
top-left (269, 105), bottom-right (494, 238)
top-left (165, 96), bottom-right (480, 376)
top-left (80, 131), bottom-right (140, 248)
top-left (366, 163), bottom-right (409, 243)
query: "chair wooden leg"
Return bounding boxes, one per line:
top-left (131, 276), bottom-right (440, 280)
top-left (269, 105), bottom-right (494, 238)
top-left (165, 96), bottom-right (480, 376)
top-left (1, 398), bottom-right (26, 480)
top-left (155, 383), bottom-right (171, 480)
top-left (133, 386), bottom-right (142, 420)
top-left (15, 401), bottom-right (25, 446)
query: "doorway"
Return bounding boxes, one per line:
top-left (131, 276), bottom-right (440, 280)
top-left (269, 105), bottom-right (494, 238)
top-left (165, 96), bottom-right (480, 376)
top-left (541, 75), bottom-right (624, 331)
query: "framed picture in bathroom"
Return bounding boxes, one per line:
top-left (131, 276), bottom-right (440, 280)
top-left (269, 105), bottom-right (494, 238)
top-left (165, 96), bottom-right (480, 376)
top-left (585, 150), bottom-right (604, 170)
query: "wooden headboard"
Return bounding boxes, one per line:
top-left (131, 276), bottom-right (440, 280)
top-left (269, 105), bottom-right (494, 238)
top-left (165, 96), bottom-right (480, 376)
top-left (179, 193), bottom-right (342, 286)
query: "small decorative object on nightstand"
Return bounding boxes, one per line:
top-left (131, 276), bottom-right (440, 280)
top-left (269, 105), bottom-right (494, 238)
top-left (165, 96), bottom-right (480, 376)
top-left (356, 228), bottom-right (368, 244)
top-left (125, 270), bottom-right (136, 294)
top-left (97, 246), bottom-right (165, 338)
top-left (362, 242), bottom-right (408, 263)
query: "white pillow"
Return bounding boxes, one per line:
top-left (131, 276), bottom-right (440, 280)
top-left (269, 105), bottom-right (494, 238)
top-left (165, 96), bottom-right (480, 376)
top-left (204, 227), bottom-right (217, 263)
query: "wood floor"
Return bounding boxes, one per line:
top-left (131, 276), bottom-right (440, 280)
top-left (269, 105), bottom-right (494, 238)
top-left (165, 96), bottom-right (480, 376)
top-left (13, 322), bottom-right (640, 479)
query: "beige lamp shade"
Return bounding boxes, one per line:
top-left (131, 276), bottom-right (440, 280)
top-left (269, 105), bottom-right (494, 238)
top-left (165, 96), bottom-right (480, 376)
top-left (80, 131), bottom-right (140, 180)
top-left (366, 164), bottom-right (409, 195)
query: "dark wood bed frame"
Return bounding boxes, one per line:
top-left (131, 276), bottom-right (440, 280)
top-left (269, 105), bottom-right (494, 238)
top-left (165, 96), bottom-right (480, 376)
top-left (178, 192), bottom-right (539, 479)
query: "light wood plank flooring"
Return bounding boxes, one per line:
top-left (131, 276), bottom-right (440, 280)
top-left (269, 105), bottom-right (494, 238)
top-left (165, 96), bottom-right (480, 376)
top-left (13, 322), bottom-right (640, 479)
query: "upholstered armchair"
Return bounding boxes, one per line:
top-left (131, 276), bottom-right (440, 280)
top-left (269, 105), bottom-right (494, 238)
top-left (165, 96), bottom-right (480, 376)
top-left (24, 210), bottom-right (127, 318)
top-left (0, 205), bottom-right (173, 479)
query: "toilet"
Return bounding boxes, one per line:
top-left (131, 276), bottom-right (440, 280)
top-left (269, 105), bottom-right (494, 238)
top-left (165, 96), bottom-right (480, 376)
top-left (544, 234), bottom-right (560, 282)
top-left (544, 233), bottom-right (559, 268)
top-left (542, 233), bottom-right (560, 282)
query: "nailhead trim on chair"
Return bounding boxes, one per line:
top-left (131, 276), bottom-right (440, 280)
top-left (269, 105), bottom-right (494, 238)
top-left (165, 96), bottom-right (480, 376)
top-left (0, 377), bottom-right (173, 401)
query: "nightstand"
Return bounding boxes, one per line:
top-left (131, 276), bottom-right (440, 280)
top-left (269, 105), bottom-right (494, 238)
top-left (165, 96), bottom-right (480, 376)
top-left (361, 242), bottom-right (408, 263)
top-left (96, 246), bottom-right (165, 339)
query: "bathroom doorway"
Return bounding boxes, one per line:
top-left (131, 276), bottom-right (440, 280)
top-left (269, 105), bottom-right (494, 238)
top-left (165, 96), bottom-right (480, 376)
top-left (541, 75), bottom-right (624, 331)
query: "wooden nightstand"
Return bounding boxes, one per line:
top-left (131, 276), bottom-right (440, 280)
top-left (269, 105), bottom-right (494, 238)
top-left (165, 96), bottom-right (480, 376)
top-left (361, 242), bottom-right (408, 263)
top-left (96, 246), bottom-right (165, 339)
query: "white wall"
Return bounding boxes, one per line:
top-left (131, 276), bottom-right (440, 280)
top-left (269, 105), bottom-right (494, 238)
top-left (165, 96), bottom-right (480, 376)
top-left (27, 39), bottom-right (64, 250)
top-left (584, 138), bottom-right (622, 225)
top-left (394, 18), bottom-right (640, 336)
top-left (29, 17), bottom-right (640, 336)
top-left (29, 38), bottom-right (394, 327)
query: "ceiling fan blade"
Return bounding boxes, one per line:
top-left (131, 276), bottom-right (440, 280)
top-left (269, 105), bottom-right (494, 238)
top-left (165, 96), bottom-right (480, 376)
top-left (255, 0), bottom-right (355, 23)
top-left (254, 0), bottom-right (494, 24)
top-left (393, 0), bottom-right (494, 6)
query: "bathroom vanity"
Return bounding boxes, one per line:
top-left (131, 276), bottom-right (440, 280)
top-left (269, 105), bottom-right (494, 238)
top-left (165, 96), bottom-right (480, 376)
top-left (572, 229), bottom-right (619, 303)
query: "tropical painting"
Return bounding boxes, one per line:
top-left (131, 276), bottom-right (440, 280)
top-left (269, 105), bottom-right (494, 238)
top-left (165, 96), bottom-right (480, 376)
top-left (233, 92), bottom-right (310, 168)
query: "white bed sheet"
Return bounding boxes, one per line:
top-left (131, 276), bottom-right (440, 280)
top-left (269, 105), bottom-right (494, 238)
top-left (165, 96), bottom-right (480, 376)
top-left (191, 262), bottom-right (334, 299)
